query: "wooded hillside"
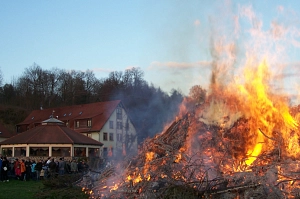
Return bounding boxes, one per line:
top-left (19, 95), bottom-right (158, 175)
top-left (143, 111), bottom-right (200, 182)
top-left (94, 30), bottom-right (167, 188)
top-left (0, 63), bottom-right (184, 143)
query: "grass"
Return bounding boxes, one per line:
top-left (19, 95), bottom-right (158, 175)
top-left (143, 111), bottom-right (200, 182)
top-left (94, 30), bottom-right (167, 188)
top-left (0, 175), bottom-right (89, 199)
top-left (0, 178), bottom-right (43, 199)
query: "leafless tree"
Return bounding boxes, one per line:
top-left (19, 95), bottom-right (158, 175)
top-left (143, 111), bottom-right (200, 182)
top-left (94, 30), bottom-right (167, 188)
top-left (189, 85), bottom-right (207, 105)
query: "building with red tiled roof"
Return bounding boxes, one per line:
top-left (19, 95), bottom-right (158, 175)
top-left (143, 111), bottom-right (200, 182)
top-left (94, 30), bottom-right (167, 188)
top-left (0, 118), bottom-right (103, 158)
top-left (14, 100), bottom-right (138, 158)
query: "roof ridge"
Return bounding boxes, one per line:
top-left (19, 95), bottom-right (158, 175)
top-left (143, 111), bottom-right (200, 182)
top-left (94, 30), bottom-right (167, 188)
top-left (57, 126), bottom-right (74, 144)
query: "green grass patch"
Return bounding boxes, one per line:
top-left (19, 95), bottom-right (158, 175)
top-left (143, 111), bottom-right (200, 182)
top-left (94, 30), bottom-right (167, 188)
top-left (0, 175), bottom-right (89, 199)
top-left (0, 179), bottom-right (43, 199)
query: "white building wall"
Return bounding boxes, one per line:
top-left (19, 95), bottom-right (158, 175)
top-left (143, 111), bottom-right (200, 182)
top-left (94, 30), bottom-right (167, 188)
top-left (98, 105), bottom-right (138, 157)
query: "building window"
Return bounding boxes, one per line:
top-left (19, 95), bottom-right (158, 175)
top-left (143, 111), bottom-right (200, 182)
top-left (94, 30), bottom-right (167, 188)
top-left (87, 133), bottom-right (92, 138)
top-left (52, 147), bottom-right (71, 157)
top-left (117, 121), bottom-right (123, 129)
top-left (103, 132), bottom-right (108, 141)
top-left (76, 121), bottom-right (79, 128)
top-left (74, 147), bottom-right (86, 157)
top-left (2, 148), bottom-right (12, 157)
top-left (117, 133), bottom-right (122, 142)
top-left (14, 147), bottom-right (26, 156)
top-left (109, 133), bottom-right (114, 141)
top-left (87, 119), bottom-right (92, 127)
top-left (30, 147), bottom-right (49, 156)
top-left (88, 148), bottom-right (99, 157)
top-left (117, 108), bottom-right (122, 120)
top-left (109, 121), bottom-right (113, 129)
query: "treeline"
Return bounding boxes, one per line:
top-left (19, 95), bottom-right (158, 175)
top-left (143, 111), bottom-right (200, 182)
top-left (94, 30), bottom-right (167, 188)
top-left (0, 63), bottom-right (184, 142)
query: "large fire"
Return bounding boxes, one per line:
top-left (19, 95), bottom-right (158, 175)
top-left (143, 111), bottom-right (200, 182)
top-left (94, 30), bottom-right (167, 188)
top-left (82, 59), bottom-right (300, 198)
top-left (219, 60), bottom-right (299, 165)
top-left (80, 4), bottom-right (300, 198)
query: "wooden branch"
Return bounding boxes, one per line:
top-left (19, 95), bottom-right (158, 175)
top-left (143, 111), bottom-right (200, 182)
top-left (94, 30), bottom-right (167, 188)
top-left (258, 128), bottom-right (276, 141)
top-left (207, 183), bottom-right (261, 195)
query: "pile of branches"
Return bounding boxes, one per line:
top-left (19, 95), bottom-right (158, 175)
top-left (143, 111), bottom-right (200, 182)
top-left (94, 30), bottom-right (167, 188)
top-left (83, 111), bottom-right (300, 198)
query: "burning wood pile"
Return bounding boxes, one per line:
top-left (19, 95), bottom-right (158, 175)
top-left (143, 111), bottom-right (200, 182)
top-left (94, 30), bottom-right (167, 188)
top-left (82, 62), bottom-right (300, 198)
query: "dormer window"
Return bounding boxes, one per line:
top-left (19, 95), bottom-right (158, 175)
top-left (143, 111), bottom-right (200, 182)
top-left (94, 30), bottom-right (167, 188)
top-left (79, 111), bottom-right (82, 115)
top-left (87, 119), bottom-right (92, 127)
top-left (64, 113), bottom-right (66, 116)
top-left (76, 121), bottom-right (79, 128)
top-left (69, 113), bottom-right (72, 116)
top-left (31, 117), bottom-right (34, 120)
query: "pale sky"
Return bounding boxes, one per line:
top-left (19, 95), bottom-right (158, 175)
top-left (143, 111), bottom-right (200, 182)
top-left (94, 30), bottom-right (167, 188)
top-left (1, 0), bottom-right (300, 96)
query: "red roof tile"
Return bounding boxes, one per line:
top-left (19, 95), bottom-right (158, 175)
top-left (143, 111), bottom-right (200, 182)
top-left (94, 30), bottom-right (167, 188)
top-left (18, 100), bottom-right (121, 132)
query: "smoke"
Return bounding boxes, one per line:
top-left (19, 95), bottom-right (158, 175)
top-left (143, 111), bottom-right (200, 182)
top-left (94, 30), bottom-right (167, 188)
top-left (206, 3), bottom-right (300, 105)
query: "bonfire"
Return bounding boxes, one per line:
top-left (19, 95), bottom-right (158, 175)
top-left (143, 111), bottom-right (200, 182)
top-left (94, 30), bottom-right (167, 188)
top-left (80, 60), bottom-right (300, 199)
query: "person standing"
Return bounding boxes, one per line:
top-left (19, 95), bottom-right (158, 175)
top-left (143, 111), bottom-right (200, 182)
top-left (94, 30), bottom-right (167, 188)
top-left (77, 161), bottom-right (83, 172)
top-left (35, 159), bottom-right (43, 181)
top-left (65, 160), bottom-right (71, 174)
top-left (9, 159), bottom-right (14, 177)
top-left (2, 157), bottom-right (9, 182)
top-left (31, 160), bottom-right (36, 181)
top-left (20, 159), bottom-right (26, 181)
top-left (70, 159), bottom-right (78, 174)
top-left (14, 159), bottom-right (21, 180)
top-left (25, 158), bottom-right (32, 181)
top-left (58, 158), bottom-right (65, 175)
top-left (82, 160), bottom-right (89, 174)
top-left (48, 159), bottom-right (57, 178)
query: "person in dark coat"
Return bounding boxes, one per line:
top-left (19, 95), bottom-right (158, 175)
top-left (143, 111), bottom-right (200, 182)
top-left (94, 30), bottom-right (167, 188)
top-left (77, 161), bottom-right (83, 173)
top-left (35, 159), bottom-right (43, 181)
top-left (81, 160), bottom-right (89, 174)
top-left (48, 159), bottom-right (57, 178)
top-left (9, 159), bottom-right (14, 177)
top-left (2, 157), bottom-right (9, 182)
top-left (25, 158), bottom-right (32, 181)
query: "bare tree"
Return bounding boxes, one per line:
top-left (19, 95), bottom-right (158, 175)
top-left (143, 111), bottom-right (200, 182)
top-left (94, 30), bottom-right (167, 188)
top-left (189, 85), bottom-right (207, 105)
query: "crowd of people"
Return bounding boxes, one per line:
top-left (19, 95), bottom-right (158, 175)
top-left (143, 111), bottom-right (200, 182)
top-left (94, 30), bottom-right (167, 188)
top-left (0, 156), bottom-right (89, 182)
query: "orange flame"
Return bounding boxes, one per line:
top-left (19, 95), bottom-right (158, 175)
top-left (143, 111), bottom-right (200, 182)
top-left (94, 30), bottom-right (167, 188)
top-left (238, 61), bottom-right (298, 165)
